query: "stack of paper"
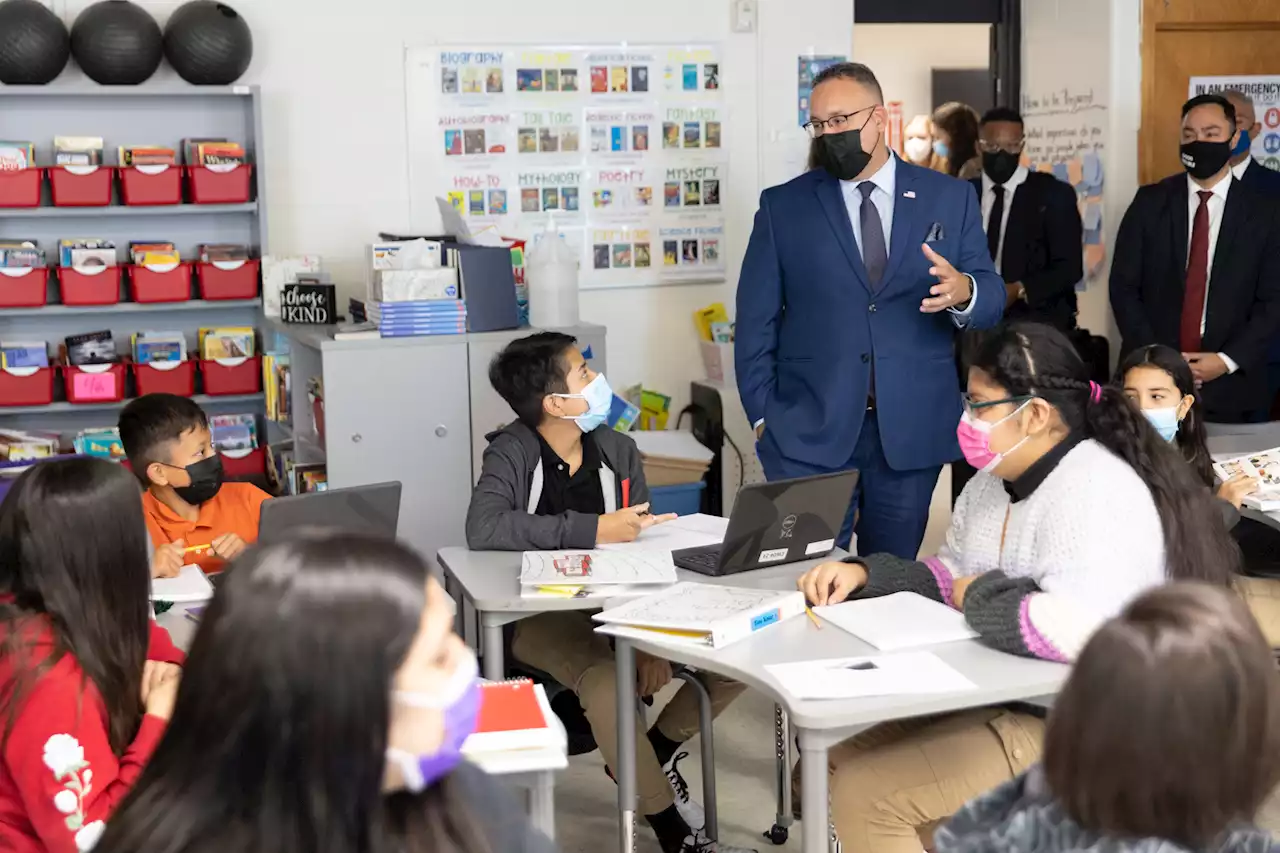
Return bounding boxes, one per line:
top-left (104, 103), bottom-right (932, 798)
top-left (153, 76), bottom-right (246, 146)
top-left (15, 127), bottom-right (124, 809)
top-left (594, 581), bottom-right (806, 649)
top-left (519, 550), bottom-right (678, 599)
top-left (814, 592), bottom-right (979, 650)
top-left (596, 512), bottom-right (728, 555)
top-left (766, 652), bottom-right (977, 700)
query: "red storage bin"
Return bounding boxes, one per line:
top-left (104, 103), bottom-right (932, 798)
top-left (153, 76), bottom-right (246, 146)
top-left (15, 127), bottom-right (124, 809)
top-left (59, 265), bottom-right (121, 306)
top-left (62, 362), bottom-right (127, 405)
top-left (187, 164), bottom-right (252, 204)
top-left (132, 359), bottom-right (196, 397)
top-left (119, 165), bottom-right (182, 206)
top-left (0, 168), bottom-right (43, 208)
top-left (129, 262), bottom-right (192, 303)
top-left (197, 258), bottom-right (259, 300)
top-left (49, 165), bottom-right (113, 207)
top-left (221, 446), bottom-right (267, 479)
top-left (0, 267), bottom-right (49, 308)
top-left (0, 366), bottom-right (55, 407)
top-left (201, 356), bottom-right (261, 396)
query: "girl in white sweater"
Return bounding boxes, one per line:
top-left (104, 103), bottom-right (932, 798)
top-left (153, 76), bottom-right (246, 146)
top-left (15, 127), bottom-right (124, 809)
top-left (796, 323), bottom-right (1239, 853)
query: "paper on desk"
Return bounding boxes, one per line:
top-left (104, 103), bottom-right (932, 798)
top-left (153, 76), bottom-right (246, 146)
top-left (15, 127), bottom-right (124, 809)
top-left (815, 592), bottom-right (979, 651)
top-left (151, 564), bottom-right (214, 603)
top-left (597, 513), bottom-right (729, 554)
top-left (766, 652), bottom-right (976, 700)
top-left (520, 550), bottom-right (678, 587)
top-left (519, 584), bottom-right (667, 600)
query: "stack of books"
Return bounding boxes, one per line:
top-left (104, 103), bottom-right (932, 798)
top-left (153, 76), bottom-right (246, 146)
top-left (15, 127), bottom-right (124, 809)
top-left (365, 299), bottom-right (468, 338)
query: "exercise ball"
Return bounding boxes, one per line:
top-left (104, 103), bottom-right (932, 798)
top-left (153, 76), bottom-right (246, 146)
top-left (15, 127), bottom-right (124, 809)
top-left (70, 0), bottom-right (162, 85)
top-left (0, 0), bottom-right (71, 84)
top-left (163, 1), bottom-right (252, 85)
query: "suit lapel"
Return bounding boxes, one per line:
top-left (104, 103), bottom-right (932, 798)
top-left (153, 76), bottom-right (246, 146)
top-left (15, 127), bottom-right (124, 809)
top-left (881, 162), bottom-right (920, 288)
top-left (813, 173), bottom-right (871, 293)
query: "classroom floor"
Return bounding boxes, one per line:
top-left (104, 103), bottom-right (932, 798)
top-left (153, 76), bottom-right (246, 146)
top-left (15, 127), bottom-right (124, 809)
top-left (548, 468), bottom-right (1280, 851)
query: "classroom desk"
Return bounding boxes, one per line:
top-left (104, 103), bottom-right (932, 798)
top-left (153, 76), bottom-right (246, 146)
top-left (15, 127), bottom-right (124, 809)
top-left (601, 616), bottom-right (1069, 853)
top-left (1207, 423), bottom-right (1280, 532)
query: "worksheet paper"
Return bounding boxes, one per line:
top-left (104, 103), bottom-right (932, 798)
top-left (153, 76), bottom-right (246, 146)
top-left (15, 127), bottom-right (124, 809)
top-left (519, 550), bottom-right (678, 587)
top-left (151, 564), bottom-right (215, 603)
top-left (596, 513), bottom-right (729, 554)
top-left (766, 652), bottom-right (976, 700)
top-left (814, 592), bottom-right (979, 650)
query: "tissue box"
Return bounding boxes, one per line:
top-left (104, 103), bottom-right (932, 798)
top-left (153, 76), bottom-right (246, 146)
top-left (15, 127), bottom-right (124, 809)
top-left (370, 240), bottom-right (442, 271)
top-left (370, 268), bottom-right (460, 303)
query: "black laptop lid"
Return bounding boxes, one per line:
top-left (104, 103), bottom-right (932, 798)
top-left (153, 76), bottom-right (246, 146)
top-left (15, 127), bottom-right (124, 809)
top-left (718, 470), bottom-right (858, 569)
top-left (258, 481), bottom-right (403, 545)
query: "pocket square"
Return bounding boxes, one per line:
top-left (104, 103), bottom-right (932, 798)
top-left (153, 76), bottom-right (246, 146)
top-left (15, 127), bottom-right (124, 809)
top-left (925, 222), bottom-right (946, 242)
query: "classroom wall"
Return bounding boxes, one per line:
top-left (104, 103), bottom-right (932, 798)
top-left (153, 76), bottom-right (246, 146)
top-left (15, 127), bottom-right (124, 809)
top-left (851, 23), bottom-right (993, 124)
top-left (43, 0), bottom-right (853, 417)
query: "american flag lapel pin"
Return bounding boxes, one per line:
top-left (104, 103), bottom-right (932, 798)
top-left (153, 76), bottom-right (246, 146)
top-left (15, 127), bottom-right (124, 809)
top-left (903, 190), bottom-right (916, 198)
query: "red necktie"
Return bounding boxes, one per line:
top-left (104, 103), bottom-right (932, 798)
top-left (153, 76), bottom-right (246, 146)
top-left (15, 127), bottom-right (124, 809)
top-left (1180, 190), bottom-right (1212, 352)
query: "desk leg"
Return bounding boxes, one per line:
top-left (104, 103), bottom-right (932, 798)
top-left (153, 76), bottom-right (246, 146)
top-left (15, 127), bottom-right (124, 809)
top-left (773, 704), bottom-right (794, 837)
top-left (444, 573), bottom-right (464, 638)
top-left (798, 729), bottom-right (831, 853)
top-left (615, 638), bottom-right (637, 853)
top-left (529, 771), bottom-right (556, 841)
top-left (481, 613), bottom-right (505, 682)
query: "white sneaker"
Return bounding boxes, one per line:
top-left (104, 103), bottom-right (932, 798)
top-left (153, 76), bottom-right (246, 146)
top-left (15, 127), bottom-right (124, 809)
top-left (679, 832), bottom-right (757, 853)
top-left (664, 751), bottom-right (705, 831)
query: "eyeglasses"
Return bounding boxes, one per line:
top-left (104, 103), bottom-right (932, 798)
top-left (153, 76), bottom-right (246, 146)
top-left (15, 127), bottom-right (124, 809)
top-left (803, 105), bottom-right (875, 139)
top-left (977, 139), bottom-right (1025, 155)
top-left (962, 392), bottom-right (1033, 413)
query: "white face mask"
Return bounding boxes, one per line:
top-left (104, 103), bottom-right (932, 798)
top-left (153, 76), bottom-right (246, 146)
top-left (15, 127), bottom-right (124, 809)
top-left (904, 137), bottom-right (933, 164)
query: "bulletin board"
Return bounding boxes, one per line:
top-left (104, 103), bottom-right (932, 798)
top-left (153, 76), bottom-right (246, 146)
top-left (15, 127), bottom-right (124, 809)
top-left (405, 44), bottom-right (727, 290)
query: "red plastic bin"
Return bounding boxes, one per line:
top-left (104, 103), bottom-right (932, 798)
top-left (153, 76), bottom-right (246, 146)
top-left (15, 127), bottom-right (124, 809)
top-left (0, 168), bottom-right (43, 208)
top-left (62, 362), bottom-right (127, 404)
top-left (49, 165), bottom-right (113, 207)
top-left (129, 263), bottom-right (192, 303)
top-left (0, 267), bottom-right (49, 308)
top-left (119, 165), bottom-right (182, 205)
top-left (187, 164), bottom-right (252, 204)
top-left (221, 446), bottom-right (267, 479)
top-left (0, 366), bottom-right (55, 407)
top-left (132, 359), bottom-right (196, 397)
top-left (59, 265), bottom-right (121, 306)
top-left (201, 356), bottom-right (261, 396)
top-left (197, 258), bottom-right (259, 300)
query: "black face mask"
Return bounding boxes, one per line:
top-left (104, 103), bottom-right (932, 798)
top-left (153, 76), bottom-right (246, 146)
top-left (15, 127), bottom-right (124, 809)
top-left (1180, 140), bottom-right (1232, 181)
top-left (815, 116), bottom-right (877, 181)
top-left (982, 150), bottom-right (1020, 185)
top-left (171, 454), bottom-right (224, 505)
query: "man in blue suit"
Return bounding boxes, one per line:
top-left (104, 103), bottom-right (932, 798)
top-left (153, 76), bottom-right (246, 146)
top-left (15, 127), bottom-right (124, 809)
top-left (735, 62), bottom-right (1004, 559)
top-left (1225, 89), bottom-right (1280, 198)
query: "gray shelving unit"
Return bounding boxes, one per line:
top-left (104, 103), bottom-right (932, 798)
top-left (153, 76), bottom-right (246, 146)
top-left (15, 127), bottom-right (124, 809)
top-left (0, 85), bottom-right (266, 437)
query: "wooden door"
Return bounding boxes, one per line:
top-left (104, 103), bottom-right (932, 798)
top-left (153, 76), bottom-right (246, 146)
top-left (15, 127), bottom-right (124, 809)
top-left (1140, 0), bottom-right (1280, 184)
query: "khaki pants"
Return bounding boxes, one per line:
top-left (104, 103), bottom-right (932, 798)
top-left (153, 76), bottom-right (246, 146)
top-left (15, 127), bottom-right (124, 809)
top-left (511, 611), bottom-right (746, 815)
top-left (1240, 576), bottom-right (1280, 648)
top-left (824, 708), bottom-right (1045, 853)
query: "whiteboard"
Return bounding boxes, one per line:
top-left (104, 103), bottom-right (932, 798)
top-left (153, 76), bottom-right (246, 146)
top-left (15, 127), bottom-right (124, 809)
top-left (405, 43), bottom-right (728, 290)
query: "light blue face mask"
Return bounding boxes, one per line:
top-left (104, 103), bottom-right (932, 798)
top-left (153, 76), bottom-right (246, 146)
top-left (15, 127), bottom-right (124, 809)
top-left (1143, 406), bottom-right (1182, 443)
top-left (933, 140), bottom-right (950, 159)
top-left (1233, 129), bottom-right (1252, 158)
top-left (553, 373), bottom-right (613, 433)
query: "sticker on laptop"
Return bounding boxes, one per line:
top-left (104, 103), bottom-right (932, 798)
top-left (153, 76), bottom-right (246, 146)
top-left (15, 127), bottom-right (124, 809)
top-left (805, 538), bottom-right (836, 556)
top-left (758, 548), bottom-right (789, 563)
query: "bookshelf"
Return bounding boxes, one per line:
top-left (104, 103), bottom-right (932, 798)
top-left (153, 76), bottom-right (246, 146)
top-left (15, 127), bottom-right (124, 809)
top-left (0, 85), bottom-right (266, 442)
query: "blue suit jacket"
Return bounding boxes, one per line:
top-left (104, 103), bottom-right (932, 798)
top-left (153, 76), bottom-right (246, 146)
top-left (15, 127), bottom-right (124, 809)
top-left (735, 159), bottom-right (1004, 471)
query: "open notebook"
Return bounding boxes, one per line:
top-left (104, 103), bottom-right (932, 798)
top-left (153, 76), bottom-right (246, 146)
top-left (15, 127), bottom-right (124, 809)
top-left (150, 564), bottom-right (214, 603)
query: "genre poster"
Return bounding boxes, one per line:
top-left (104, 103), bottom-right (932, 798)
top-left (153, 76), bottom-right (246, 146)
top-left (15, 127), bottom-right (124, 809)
top-left (798, 55), bottom-right (846, 127)
top-left (422, 44), bottom-right (727, 289)
top-left (1188, 75), bottom-right (1280, 174)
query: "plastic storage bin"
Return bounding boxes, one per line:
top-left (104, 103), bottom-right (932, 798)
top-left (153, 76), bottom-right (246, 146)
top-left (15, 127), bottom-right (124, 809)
top-left (0, 366), bottom-right (55, 407)
top-left (62, 362), bottom-right (127, 404)
top-left (49, 166), bottom-right (113, 206)
top-left (59, 266), bottom-right (121, 306)
top-left (119, 165), bottom-right (182, 205)
top-left (201, 356), bottom-right (261, 395)
top-left (0, 267), bottom-right (49, 308)
top-left (647, 481), bottom-right (706, 516)
top-left (0, 168), bottom-right (43, 208)
top-left (132, 359), bottom-right (196, 397)
top-left (187, 164), bottom-right (252, 204)
top-left (197, 258), bottom-right (259, 300)
top-left (221, 446), bottom-right (267, 479)
top-left (129, 263), bottom-right (192, 303)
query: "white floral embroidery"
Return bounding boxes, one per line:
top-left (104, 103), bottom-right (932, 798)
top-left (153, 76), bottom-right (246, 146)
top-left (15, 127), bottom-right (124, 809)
top-left (74, 820), bottom-right (104, 851)
top-left (41, 734), bottom-right (93, 837)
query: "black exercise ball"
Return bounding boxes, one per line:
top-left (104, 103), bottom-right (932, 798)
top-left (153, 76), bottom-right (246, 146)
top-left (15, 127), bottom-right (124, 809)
top-left (0, 0), bottom-right (71, 84)
top-left (70, 0), bottom-right (162, 85)
top-left (163, 1), bottom-right (252, 85)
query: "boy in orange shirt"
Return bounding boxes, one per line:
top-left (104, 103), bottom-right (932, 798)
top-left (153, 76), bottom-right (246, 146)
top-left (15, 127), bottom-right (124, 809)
top-left (119, 393), bottom-right (270, 576)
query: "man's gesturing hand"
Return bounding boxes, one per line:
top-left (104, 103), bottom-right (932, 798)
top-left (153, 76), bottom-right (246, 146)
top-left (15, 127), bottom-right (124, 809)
top-left (920, 243), bottom-right (973, 313)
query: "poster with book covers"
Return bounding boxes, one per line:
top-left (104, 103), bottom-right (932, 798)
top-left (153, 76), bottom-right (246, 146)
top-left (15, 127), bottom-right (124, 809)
top-left (407, 43), bottom-right (727, 289)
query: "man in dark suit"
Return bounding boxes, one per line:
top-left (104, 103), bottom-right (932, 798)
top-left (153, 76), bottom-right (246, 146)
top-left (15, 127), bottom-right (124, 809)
top-left (1110, 94), bottom-right (1280, 422)
top-left (735, 62), bottom-right (1004, 559)
top-left (1224, 89), bottom-right (1280, 198)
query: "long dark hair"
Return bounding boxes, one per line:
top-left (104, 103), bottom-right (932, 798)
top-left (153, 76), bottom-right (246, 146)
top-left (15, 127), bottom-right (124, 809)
top-left (1045, 583), bottom-right (1280, 847)
top-left (1116, 344), bottom-right (1214, 487)
top-left (932, 101), bottom-right (980, 177)
top-left (969, 323), bottom-right (1238, 585)
top-left (95, 532), bottom-right (489, 853)
top-left (0, 457), bottom-right (151, 755)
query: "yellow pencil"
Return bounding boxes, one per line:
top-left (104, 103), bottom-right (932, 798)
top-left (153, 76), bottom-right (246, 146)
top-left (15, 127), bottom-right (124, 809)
top-left (183, 543), bottom-right (212, 553)
top-left (805, 607), bottom-right (823, 629)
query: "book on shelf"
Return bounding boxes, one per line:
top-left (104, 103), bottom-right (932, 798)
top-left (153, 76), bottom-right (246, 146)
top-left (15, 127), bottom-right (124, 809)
top-left (129, 242), bottom-right (180, 266)
top-left (74, 427), bottom-right (124, 461)
top-left (0, 240), bottom-right (44, 268)
top-left (132, 331), bottom-right (187, 364)
top-left (199, 327), bottom-right (255, 360)
top-left (59, 239), bottom-right (116, 268)
top-left (54, 136), bottom-right (103, 166)
top-left (211, 413), bottom-right (258, 452)
top-left (262, 353), bottom-right (291, 423)
top-left (1, 341), bottom-right (49, 370)
top-left (0, 429), bottom-right (59, 462)
top-left (64, 330), bottom-right (118, 366)
top-left (0, 142), bottom-right (35, 170)
top-left (118, 145), bottom-right (176, 167)
top-left (198, 243), bottom-right (250, 263)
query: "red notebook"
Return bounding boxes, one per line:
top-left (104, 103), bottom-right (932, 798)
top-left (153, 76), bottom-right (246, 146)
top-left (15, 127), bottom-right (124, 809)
top-left (463, 679), bottom-right (559, 755)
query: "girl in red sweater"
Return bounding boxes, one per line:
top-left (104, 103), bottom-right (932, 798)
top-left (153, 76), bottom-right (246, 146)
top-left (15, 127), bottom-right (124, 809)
top-left (0, 458), bottom-right (185, 853)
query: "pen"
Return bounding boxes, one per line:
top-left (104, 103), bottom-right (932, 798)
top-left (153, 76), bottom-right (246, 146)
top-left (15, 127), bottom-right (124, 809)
top-left (805, 607), bottom-right (823, 629)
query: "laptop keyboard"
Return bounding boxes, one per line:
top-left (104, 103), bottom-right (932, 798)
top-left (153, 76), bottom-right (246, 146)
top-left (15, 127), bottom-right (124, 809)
top-left (674, 546), bottom-right (723, 573)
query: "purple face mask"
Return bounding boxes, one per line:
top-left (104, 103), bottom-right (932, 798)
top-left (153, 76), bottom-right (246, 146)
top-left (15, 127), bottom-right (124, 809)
top-left (386, 649), bottom-right (481, 792)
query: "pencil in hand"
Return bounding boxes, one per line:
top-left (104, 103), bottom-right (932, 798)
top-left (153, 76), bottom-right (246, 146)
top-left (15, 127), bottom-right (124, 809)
top-left (805, 607), bottom-right (823, 629)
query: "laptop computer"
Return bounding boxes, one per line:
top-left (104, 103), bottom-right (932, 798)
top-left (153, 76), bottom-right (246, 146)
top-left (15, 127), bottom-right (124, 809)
top-left (258, 481), bottom-right (403, 545)
top-left (672, 470), bottom-right (858, 576)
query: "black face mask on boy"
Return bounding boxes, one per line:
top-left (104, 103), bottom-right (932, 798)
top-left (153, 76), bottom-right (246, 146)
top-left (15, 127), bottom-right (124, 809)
top-left (168, 455), bottom-right (225, 505)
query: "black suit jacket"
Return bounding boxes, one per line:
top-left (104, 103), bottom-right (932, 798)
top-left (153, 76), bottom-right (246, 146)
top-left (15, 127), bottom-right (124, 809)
top-left (1240, 158), bottom-right (1280, 198)
top-left (1109, 173), bottom-right (1280, 417)
top-left (970, 171), bottom-right (1084, 331)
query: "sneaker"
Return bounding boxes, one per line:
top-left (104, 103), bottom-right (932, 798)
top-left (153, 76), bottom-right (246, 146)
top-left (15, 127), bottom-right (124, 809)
top-left (664, 750), bottom-right (705, 831)
top-left (681, 831), bottom-right (757, 853)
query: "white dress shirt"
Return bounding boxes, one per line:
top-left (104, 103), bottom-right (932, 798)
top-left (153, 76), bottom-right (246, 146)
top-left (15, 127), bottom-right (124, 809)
top-left (1185, 172), bottom-right (1237, 373)
top-left (1232, 157), bottom-right (1252, 181)
top-left (980, 164), bottom-right (1029, 275)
